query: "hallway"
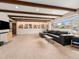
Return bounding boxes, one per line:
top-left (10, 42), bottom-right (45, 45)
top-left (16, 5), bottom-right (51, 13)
top-left (0, 34), bottom-right (79, 59)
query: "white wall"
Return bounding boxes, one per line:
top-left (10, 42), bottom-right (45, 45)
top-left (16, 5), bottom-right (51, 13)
top-left (0, 12), bottom-right (9, 22)
top-left (17, 21), bottom-right (49, 34)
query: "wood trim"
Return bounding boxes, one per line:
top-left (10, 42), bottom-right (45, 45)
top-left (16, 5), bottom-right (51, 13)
top-left (8, 15), bottom-right (55, 19)
top-left (0, 9), bottom-right (62, 16)
top-left (0, 0), bottom-right (77, 11)
top-left (11, 18), bottom-right (50, 22)
top-left (11, 18), bottom-right (52, 20)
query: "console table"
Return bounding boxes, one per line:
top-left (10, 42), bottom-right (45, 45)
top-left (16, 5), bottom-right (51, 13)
top-left (0, 32), bottom-right (9, 46)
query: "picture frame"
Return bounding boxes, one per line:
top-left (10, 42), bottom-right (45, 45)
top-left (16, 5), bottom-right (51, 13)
top-left (18, 24), bottom-right (23, 29)
top-left (24, 24), bottom-right (28, 29)
top-left (29, 24), bottom-right (32, 29)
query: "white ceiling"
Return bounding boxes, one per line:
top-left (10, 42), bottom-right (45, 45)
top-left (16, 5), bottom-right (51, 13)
top-left (0, 3), bottom-right (69, 15)
top-left (20, 0), bottom-right (79, 9)
top-left (0, 0), bottom-right (78, 20)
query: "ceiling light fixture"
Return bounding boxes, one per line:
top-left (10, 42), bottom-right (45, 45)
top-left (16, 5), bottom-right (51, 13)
top-left (16, 6), bottom-right (19, 9)
top-left (36, 8), bottom-right (39, 12)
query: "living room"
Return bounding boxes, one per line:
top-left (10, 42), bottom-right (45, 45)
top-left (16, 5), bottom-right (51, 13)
top-left (0, 0), bottom-right (79, 59)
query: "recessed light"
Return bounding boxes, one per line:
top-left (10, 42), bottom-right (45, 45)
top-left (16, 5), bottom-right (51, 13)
top-left (36, 8), bottom-right (39, 12)
top-left (16, 6), bottom-right (19, 8)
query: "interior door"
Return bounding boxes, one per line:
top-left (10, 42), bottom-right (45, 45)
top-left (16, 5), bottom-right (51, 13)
top-left (12, 23), bottom-right (16, 36)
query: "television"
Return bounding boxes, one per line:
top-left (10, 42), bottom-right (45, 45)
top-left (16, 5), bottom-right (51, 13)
top-left (0, 20), bottom-right (10, 30)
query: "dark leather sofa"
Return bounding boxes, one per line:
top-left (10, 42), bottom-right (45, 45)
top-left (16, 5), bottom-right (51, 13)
top-left (0, 41), bottom-right (4, 46)
top-left (39, 30), bottom-right (72, 46)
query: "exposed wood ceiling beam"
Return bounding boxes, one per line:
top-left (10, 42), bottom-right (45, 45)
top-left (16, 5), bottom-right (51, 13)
top-left (0, 0), bottom-right (77, 11)
top-left (0, 9), bottom-right (62, 16)
top-left (10, 17), bottom-right (52, 20)
top-left (8, 15), bottom-right (55, 19)
top-left (10, 18), bottom-right (50, 22)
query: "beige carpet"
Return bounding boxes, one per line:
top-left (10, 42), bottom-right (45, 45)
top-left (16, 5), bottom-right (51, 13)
top-left (0, 34), bottom-right (79, 59)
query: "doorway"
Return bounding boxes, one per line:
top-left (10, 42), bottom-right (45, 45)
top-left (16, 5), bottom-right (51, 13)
top-left (12, 23), bottom-right (17, 36)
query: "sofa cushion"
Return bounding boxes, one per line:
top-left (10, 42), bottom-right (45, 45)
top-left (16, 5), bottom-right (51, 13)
top-left (48, 34), bottom-right (60, 38)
